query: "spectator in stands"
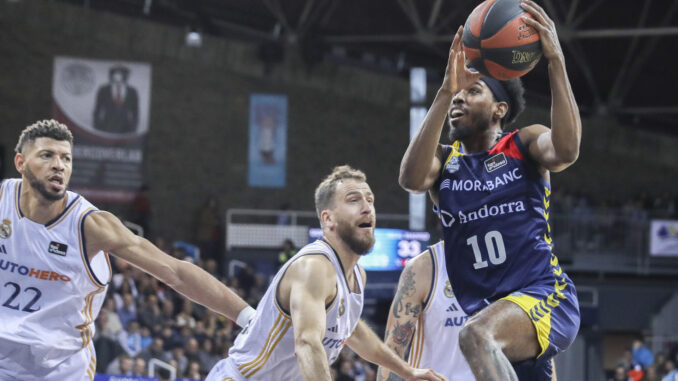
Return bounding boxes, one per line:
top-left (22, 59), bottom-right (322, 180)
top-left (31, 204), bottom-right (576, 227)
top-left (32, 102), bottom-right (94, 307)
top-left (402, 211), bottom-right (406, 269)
top-left (133, 357), bottom-right (148, 377)
top-left (277, 238), bottom-right (297, 268)
top-left (627, 364), bottom-right (644, 381)
top-left (248, 273), bottom-right (268, 303)
top-left (609, 365), bottom-right (632, 381)
top-left (646, 365), bottom-right (661, 381)
top-left (236, 263), bottom-right (256, 297)
top-left (118, 320), bottom-right (143, 357)
top-left (170, 246), bottom-right (188, 260)
top-left (139, 337), bottom-right (166, 363)
top-left (619, 349), bottom-right (634, 371)
top-left (139, 325), bottom-right (153, 350)
top-left (98, 298), bottom-right (124, 339)
top-left (138, 294), bottom-right (164, 330)
top-left (176, 300), bottom-right (197, 328)
top-left (664, 360), bottom-right (678, 381)
top-left (160, 324), bottom-right (181, 351)
top-left (186, 360), bottom-right (203, 380)
top-left (336, 359), bottom-right (356, 381)
top-left (192, 320), bottom-right (208, 343)
top-left (633, 339), bottom-right (655, 368)
top-left (198, 339), bottom-right (221, 374)
top-left (116, 292), bottom-right (137, 328)
top-left (94, 314), bottom-right (123, 373)
top-left (170, 347), bottom-right (188, 375)
top-left (106, 353), bottom-right (134, 376)
top-left (185, 337), bottom-right (201, 364)
top-left (160, 298), bottom-right (176, 323)
top-left (204, 258), bottom-right (220, 277)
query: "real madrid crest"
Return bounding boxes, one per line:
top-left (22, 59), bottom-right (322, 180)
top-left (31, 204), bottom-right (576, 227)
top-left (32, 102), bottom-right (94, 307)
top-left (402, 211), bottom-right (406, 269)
top-left (338, 298), bottom-right (345, 317)
top-left (445, 156), bottom-right (460, 174)
top-left (0, 219), bottom-right (11, 239)
top-left (444, 280), bottom-right (455, 298)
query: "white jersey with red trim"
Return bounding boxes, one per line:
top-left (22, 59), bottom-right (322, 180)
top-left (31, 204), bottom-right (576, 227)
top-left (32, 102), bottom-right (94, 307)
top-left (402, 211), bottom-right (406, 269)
top-left (0, 179), bottom-right (111, 381)
top-left (206, 239), bottom-right (364, 381)
top-left (407, 241), bottom-right (475, 380)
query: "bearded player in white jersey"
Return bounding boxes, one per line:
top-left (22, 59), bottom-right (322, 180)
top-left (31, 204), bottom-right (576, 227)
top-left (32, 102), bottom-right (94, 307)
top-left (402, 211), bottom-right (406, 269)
top-left (0, 120), bottom-right (255, 380)
top-left (206, 166), bottom-right (446, 381)
top-left (377, 241), bottom-right (558, 381)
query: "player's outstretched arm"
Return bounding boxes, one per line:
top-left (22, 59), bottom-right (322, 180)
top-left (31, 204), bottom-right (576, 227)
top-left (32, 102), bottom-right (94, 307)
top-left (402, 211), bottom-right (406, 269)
top-left (376, 253), bottom-right (432, 381)
top-left (281, 255), bottom-right (338, 381)
top-left (84, 211), bottom-right (253, 326)
top-left (348, 320), bottom-right (446, 381)
top-left (399, 26), bottom-right (481, 194)
top-left (518, 0), bottom-right (581, 173)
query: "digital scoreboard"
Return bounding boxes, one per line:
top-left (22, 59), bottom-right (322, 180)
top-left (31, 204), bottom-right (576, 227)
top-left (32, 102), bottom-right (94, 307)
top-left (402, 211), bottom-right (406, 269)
top-left (309, 228), bottom-right (431, 271)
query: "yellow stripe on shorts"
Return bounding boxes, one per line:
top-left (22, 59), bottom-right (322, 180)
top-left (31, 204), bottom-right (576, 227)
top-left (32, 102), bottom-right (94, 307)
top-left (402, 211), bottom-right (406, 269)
top-left (501, 293), bottom-right (551, 358)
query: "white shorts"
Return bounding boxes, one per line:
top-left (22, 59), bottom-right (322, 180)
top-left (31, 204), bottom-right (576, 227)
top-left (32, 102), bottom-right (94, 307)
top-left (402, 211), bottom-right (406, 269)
top-left (0, 343), bottom-right (96, 381)
top-left (205, 357), bottom-right (246, 381)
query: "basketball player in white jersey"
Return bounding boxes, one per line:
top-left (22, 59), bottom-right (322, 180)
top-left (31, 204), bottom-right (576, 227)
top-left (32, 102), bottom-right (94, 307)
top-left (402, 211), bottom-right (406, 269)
top-left (377, 241), bottom-right (558, 381)
top-left (0, 120), bottom-right (255, 381)
top-left (206, 166), bottom-right (446, 381)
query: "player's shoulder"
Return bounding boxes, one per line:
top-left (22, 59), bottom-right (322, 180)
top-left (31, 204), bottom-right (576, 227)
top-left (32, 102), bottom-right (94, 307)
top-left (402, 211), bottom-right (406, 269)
top-left (402, 247), bottom-right (434, 283)
top-left (517, 124), bottom-right (550, 144)
top-left (286, 252), bottom-right (336, 281)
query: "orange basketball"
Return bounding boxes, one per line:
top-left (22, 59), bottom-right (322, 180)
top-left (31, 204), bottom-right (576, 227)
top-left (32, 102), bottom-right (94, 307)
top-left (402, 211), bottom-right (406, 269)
top-left (462, 0), bottom-right (542, 80)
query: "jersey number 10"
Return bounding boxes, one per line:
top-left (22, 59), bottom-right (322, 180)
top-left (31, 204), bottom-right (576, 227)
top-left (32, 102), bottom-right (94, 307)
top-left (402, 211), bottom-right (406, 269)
top-left (466, 231), bottom-right (507, 270)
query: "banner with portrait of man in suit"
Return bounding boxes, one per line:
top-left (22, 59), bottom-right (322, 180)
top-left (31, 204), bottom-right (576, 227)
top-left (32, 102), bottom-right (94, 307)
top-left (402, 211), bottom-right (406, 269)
top-left (52, 56), bottom-right (152, 202)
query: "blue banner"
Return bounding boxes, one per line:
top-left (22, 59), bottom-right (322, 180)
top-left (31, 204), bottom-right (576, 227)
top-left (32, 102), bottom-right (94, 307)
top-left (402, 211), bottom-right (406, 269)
top-left (248, 94), bottom-right (287, 187)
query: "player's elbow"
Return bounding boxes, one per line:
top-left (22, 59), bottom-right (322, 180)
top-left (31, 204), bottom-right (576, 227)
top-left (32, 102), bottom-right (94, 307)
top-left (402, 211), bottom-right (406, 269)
top-left (294, 334), bottom-right (323, 357)
top-left (398, 172), bottom-right (428, 193)
top-left (558, 146), bottom-right (579, 164)
top-left (550, 148), bottom-right (579, 172)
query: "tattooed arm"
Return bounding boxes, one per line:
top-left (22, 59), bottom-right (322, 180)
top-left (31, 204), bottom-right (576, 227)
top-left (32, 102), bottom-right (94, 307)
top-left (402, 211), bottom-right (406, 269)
top-left (376, 250), bottom-right (434, 381)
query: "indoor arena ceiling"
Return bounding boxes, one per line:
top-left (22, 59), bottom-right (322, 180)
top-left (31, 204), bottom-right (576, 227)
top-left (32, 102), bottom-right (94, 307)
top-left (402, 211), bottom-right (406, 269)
top-left (58, 0), bottom-right (678, 134)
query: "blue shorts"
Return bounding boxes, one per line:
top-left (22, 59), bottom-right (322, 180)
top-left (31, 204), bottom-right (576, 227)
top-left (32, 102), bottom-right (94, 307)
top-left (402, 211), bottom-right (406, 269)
top-left (501, 270), bottom-right (581, 363)
top-left (513, 358), bottom-right (553, 381)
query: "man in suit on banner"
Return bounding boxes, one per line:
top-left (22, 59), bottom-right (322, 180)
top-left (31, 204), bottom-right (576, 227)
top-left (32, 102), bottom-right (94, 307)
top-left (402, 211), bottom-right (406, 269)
top-left (93, 64), bottom-right (139, 134)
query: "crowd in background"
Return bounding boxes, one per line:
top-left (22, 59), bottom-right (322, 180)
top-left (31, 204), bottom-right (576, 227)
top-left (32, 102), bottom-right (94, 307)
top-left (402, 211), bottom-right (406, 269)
top-left (609, 340), bottom-right (678, 381)
top-left (93, 244), bottom-right (377, 380)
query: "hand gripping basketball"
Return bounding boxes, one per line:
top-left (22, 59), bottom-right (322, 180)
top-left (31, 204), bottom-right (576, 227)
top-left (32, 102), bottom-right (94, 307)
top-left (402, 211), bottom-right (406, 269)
top-left (520, 0), bottom-right (563, 62)
top-left (442, 25), bottom-right (483, 94)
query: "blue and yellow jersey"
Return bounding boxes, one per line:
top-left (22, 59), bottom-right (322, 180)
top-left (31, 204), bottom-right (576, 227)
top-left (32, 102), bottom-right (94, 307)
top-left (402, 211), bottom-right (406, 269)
top-left (436, 130), bottom-right (566, 315)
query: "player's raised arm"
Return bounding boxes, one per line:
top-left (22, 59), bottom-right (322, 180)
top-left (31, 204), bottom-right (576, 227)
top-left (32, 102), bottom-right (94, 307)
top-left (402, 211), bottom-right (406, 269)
top-left (348, 320), bottom-right (446, 381)
top-left (376, 253), bottom-right (432, 381)
top-left (83, 211), bottom-right (254, 326)
top-left (518, 0), bottom-right (581, 173)
top-left (399, 26), bottom-right (481, 194)
top-left (281, 255), bottom-right (338, 381)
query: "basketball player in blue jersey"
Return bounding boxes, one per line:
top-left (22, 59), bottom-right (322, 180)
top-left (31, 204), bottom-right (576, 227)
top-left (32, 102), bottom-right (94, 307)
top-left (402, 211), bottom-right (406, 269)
top-left (0, 120), bottom-right (255, 380)
top-left (399, 1), bottom-right (581, 380)
top-left (376, 241), bottom-right (557, 381)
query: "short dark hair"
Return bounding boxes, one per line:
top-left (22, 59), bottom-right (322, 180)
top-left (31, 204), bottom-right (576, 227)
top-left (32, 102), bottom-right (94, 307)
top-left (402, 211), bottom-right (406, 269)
top-left (501, 78), bottom-right (526, 129)
top-left (15, 119), bottom-right (73, 154)
top-left (314, 165), bottom-right (367, 222)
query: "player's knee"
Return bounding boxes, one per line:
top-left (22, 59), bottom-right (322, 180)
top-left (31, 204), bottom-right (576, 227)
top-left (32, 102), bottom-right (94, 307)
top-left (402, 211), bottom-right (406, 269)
top-left (458, 321), bottom-right (492, 355)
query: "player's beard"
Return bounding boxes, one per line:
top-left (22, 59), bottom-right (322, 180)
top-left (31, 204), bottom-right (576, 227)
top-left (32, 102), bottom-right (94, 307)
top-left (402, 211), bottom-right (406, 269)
top-left (336, 219), bottom-right (375, 255)
top-left (24, 166), bottom-right (67, 202)
top-left (448, 111), bottom-right (493, 142)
